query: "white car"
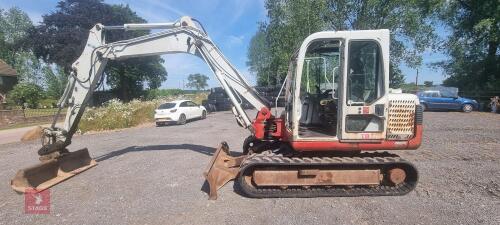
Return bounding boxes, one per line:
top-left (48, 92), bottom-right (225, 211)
top-left (154, 100), bottom-right (207, 126)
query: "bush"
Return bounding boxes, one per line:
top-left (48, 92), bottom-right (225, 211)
top-left (190, 92), bottom-right (208, 105)
top-left (79, 99), bottom-right (159, 133)
top-left (78, 93), bottom-right (209, 133)
top-left (7, 83), bottom-right (45, 108)
top-left (39, 98), bottom-right (58, 108)
top-left (144, 89), bottom-right (184, 100)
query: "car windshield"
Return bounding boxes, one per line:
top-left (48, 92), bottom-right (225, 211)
top-left (158, 103), bottom-right (176, 109)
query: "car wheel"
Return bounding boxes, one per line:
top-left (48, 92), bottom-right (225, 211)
top-left (420, 104), bottom-right (426, 112)
top-left (201, 110), bottom-right (207, 119)
top-left (462, 104), bottom-right (473, 113)
top-left (156, 122), bottom-right (162, 127)
top-left (177, 114), bottom-right (187, 125)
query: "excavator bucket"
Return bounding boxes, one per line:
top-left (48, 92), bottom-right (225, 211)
top-left (204, 142), bottom-right (246, 200)
top-left (11, 148), bottom-right (97, 193)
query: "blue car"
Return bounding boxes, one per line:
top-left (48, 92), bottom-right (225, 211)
top-left (417, 90), bottom-right (478, 113)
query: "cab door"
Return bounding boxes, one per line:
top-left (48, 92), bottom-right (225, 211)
top-left (339, 34), bottom-right (389, 141)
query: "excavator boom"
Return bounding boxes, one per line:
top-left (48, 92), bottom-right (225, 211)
top-left (11, 16), bottom-right (268, 195)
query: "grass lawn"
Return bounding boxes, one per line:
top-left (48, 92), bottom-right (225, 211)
top-left (23, 108), bottom-right (61, 118)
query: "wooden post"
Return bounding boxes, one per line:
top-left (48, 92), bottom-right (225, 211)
top-left (415, 69), bottom-right (419, 92)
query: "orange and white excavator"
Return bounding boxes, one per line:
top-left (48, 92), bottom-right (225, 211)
top-left (11, 16), bottom-right (422, 199)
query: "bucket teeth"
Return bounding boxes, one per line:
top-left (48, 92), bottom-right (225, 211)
top-left (11, 148), bottom-right (97, 193)
top-left (203, 142), bottom-right (246, 200)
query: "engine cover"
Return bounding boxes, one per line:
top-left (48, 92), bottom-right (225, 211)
top-left (386, 93), bottom-right (420, 140)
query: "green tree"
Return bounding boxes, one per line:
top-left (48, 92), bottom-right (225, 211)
top-left (424, 81), bottom-right (434, 87)
top-left (12, 51), bottom-right (47, 84)
top-left (186, 73), bottom-right (209, 90)
top-left (8, 83), bottom-right (44, 108)
top-left (389, 64), bottom-right (405, 89)
top-left (30, 0), bottom-right (167, 101)
top-left (248, 0), bottom-right (327, 86)
top-left (0, 7), bottom-right (45, 84)
top-left (248, 0), bottom-right (441, 88)
top-left (44, 66), bottom-right (68, 99)
top-left (0, 7), bottom-right (33, 65)
top-left (438, 0), bottom-right (499, 93)
top-left (247, 26), bottom-right (272, 86)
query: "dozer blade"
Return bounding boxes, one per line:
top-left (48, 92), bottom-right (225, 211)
top-left (11, 148), bottom-right (97, 193)
top-left (203, 142), bottom-right (246, 200)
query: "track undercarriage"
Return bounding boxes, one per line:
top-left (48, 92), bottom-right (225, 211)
top-left (204, 142), bottom-right (418, 199)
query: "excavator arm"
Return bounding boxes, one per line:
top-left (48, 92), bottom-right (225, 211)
top-left (12, 17), bottom-right (271, 197)
top-left (42, 16), bottom-right (267, 155)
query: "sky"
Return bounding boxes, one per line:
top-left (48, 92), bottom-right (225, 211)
top-left (0, 0), bottom-right (449, 88)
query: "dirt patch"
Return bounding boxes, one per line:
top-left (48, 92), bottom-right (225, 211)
top-left (20, 126), bottom-right (43, 142)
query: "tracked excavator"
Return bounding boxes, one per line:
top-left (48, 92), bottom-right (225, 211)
top-left (11, 16), bottom-right (423, 199)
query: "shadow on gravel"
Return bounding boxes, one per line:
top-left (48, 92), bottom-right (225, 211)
top-left (95, 143), bottom-right (242, 162)
top-left (96, 143), bottom-right (245, 198)
top-left (200, 180), bottom-right (210, 195)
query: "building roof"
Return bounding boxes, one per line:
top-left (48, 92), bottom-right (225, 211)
top-left (0, 59), bottom-right (17, 76)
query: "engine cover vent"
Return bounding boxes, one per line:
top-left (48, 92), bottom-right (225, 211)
top-left (387, 94), bottom-right (418, 140)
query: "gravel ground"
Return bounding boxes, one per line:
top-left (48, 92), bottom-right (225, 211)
top-left (0, 111), bottom-right (499, 225)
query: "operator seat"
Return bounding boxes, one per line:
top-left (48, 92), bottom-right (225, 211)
top-left (299, 93), bottom-right (322, 126)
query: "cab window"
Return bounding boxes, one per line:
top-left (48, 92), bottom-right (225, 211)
top-left (347, 41), bottom-right (384, 105)
top-left (345, 40), bottom-right (384, 132)
top-left (300, 39), bottom-right (340, 98)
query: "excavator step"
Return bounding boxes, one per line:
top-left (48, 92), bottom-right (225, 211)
top-left (11, 148), bottom-right (97, 193)
top-left (237, 151), bottom-right (418, 198)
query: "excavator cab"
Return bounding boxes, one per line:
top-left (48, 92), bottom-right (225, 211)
top-left (288, 30), bottom-right (393, 144)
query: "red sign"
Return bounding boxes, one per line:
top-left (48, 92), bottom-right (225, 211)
top-left (25, 188), bottom-right (50, 214)
top-left (362, 107), bottom-right (369, 114)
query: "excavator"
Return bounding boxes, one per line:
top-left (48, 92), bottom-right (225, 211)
top-left (11, 16), bottom-right (423, 200)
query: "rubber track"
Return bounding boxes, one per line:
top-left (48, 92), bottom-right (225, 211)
top-left (237, 152), bottom-right (418, 198)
